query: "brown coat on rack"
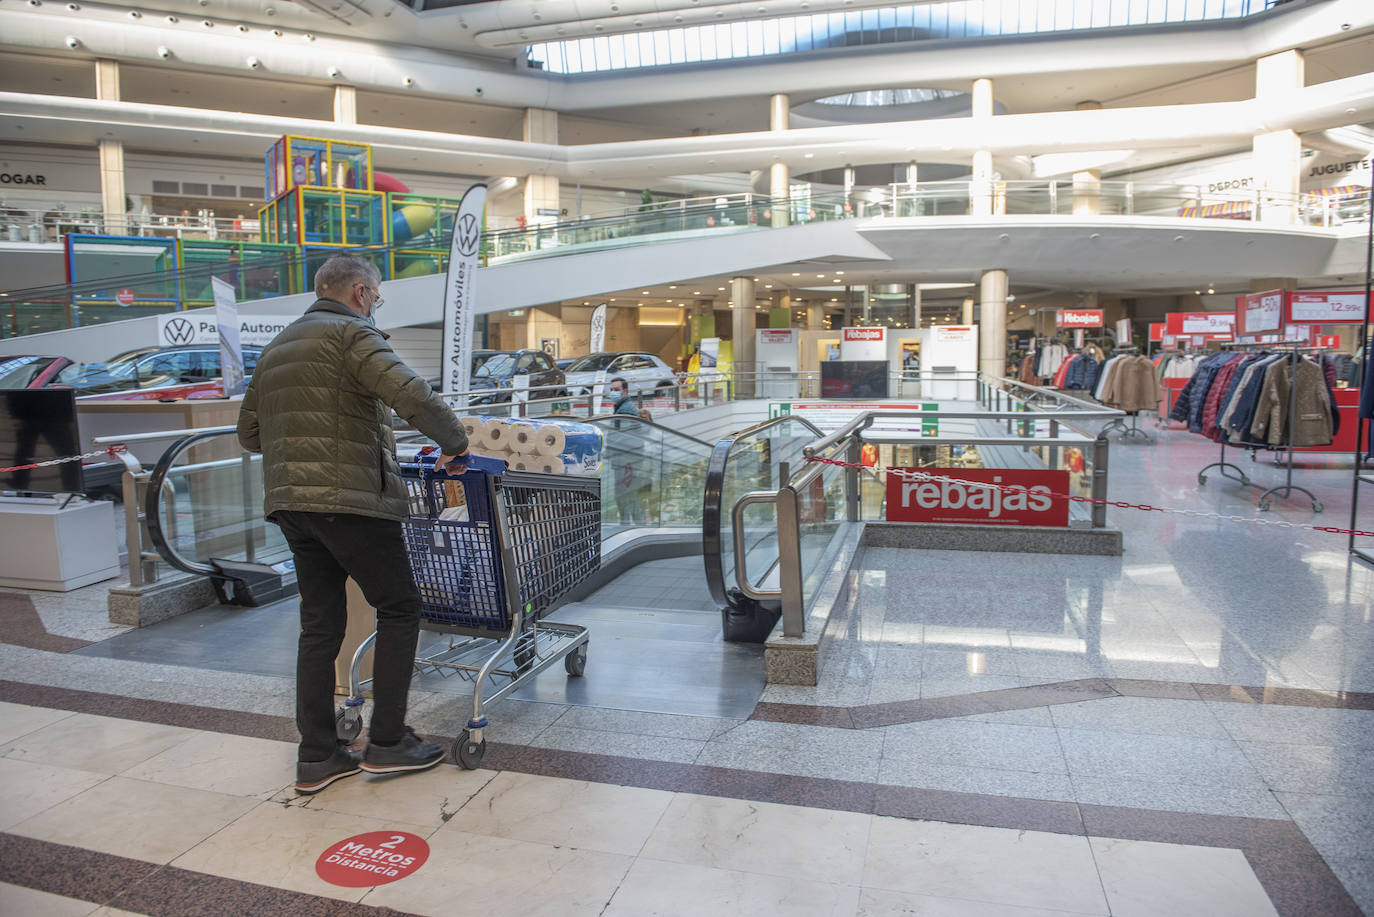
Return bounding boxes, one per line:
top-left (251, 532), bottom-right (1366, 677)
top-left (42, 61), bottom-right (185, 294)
top-left (1252, 357), bottom-right (1333, 447)
top-left (1099, 355), bottom-right (1162, 413)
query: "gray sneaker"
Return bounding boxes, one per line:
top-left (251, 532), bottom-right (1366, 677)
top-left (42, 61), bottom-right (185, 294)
top-left (296, 746), bottom-right (363, 794)
top-left (360, 726), bottom-right (445, 774)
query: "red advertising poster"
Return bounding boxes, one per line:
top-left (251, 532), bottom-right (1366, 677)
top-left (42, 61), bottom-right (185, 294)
top-left (1148, 323), bottom-right (1164, 342)
top-left (1056, 309), bottom-right (1104, 328)
top-left (1235, 291), bottom-right (1284, 335)
top-left (1285, 291), bottom-right (1368, 325)
top-left (886, 468), bottom-right (1070, 527)
top-left (1317, 334), bottom-right (1341, 349)
top-left (1165, 311), bottom-right (1236, 336)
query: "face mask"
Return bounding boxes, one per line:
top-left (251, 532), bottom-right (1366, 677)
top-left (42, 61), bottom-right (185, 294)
top-left (610, 389), bottom-right (625, 402)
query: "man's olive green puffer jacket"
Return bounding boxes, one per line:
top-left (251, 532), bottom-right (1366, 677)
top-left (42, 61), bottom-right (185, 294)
top-left (236, 298), bottom-right (468, 522)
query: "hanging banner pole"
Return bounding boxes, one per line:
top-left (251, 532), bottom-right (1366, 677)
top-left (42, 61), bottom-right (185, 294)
top-left (589, 302), bottom-right (608, 354)
top-left (440, 182), bottom-right (488, 399)
top-left (211, 276), bottom-right (246, 397)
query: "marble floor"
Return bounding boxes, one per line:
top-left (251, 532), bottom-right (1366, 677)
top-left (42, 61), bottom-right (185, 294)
top-left (0, 421), bottom-right (1371, 915)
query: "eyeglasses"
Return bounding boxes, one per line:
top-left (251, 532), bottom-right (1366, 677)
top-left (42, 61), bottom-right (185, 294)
top-left (356, 282), bottom-right (384, 309)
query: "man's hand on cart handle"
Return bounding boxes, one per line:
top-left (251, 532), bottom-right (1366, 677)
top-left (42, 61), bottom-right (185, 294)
top-left (433, 450), bottom-right (470, 475)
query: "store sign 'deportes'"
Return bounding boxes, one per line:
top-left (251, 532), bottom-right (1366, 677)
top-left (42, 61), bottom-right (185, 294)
top-left (886, 468), bottom-right (1070, 527)
top-left (1055, 309), bottom-right (1103, 329)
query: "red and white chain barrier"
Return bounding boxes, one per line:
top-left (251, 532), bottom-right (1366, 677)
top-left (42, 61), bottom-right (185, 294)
top-left (0, 445), bottom-right (127, 475)
top-left (803, 454), bottom-right (1374, 539)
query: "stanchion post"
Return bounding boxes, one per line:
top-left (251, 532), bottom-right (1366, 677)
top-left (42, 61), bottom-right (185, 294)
top-left (1091, 434), bottom-right (1109, 529)
top-left (846, 436), bottom-right (862, 522)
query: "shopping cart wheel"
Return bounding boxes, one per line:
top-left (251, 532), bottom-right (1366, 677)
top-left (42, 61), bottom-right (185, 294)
top-left (565, 644), bottom-right (587, 677)
top-left (335, 708), bottom-right (362, 742)
top-left (454, 730), bottom-right (485, 769)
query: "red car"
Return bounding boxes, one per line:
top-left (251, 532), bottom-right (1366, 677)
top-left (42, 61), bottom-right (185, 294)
top-left (0, 355), bottom-right (81, 390)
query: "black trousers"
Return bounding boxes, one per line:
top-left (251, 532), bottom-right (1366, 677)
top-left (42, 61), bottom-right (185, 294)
top-left (273, 510), bottom-right (420, 762)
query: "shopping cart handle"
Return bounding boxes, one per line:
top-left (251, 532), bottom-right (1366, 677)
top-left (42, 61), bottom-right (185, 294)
top-left (411, 452), bottom-right (508, 477)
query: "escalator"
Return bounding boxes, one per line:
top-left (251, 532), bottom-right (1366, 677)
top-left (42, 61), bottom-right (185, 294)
top-left (702, 414), bottom-right (823, 642)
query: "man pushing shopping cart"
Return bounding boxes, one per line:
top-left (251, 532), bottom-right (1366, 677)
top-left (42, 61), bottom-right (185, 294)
top-left (237, 253), bottom-right (469, 794)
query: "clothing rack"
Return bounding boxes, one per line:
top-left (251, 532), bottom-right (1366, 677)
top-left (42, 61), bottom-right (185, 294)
top-left (1195, 344), bottom-right (1325, 513)
top-left (1101, 411), bottom-right (1153, 442)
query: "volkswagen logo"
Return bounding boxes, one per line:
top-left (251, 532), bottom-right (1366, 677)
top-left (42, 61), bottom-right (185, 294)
top-left (456, 212), bottom-right (481, 257)
top-left (163, 317), bottom-right (196, 345)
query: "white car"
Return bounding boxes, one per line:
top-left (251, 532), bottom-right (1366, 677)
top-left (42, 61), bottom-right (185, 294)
top-left (563, 351), bottom-right (678, 396)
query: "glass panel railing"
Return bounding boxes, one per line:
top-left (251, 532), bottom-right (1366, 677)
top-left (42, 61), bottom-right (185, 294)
top-left (400, 413), bottom-right (714, 544)
top-left (704, 414), bottom-right (822, 606)
top-left (791, 449), bottom-right (852, 618)
top-left (146, 431), bottom-right (289, 575)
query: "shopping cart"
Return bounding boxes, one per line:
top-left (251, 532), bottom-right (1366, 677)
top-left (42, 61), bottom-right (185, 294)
top-left (337, 453), bottom-right (600, 769)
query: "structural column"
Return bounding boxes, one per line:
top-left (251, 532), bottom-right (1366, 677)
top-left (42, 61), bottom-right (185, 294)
top-left (95, 59), bottom-right (126, 235)
top-left (769, 93), bottom-right (790, 227)
top-left (1253, 50), bottom-right (1304, 225)
top-left (523, 108), bottom-right (560, 225)
top-left (978, 269), bottom-right (1008, 380)
top-left (961, 297), bottom-right (975, 326)
top-left (333, 85), bottom-right (357, 124)
top-left (731, 276), bottom-right (757, 397)
top-left (970, 78), bottom-right (995, 217)
top-left (1071, 101), bottom-right (1103, 215)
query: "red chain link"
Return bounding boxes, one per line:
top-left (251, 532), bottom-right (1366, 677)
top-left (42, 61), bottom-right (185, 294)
top-left (803, 454), bottom-right (1374, 538)
top-left (0, 444), bottom-right (127, 475)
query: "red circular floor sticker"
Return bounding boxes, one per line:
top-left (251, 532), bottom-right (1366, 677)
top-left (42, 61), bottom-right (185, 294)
top-left (315, 831), bottom-right (430, 887)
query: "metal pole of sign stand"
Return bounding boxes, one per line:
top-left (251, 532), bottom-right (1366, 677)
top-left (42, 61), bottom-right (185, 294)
top-left (1349, 180), bottom-right (1374, 565)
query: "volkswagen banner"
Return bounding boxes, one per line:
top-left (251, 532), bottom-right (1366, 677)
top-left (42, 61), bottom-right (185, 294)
top-left (439, 182), bottom-right (488, 396)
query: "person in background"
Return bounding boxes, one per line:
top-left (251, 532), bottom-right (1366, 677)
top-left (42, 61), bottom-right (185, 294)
top-left (606, 376), bottom-right (646, 523)
top-left (237, 253), bottom-right (469, 795)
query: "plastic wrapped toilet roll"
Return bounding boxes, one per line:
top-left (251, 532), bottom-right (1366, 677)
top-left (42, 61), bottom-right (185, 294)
top-left (507, 453), bottom-right (535, 472)
top-left (482, 417), bottom-right (512, 451)
top-left (460, 416), bottom-right (484, 442)
top-left (530, 419), bottom-right (603, 460)
top-left (509, 422), bottom-right (538, 452)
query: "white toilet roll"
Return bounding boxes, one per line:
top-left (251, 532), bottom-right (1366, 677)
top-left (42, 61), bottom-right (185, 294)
top-left (510, 422), bottom-right (538, 452)
top-left (482, 418), bottom-right (511, 451)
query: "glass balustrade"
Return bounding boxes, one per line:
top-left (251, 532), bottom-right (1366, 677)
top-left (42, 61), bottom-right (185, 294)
top-left (148, 438), bottom-right (289, 573)
top-left (5, 183), bottom-right (1366, 338)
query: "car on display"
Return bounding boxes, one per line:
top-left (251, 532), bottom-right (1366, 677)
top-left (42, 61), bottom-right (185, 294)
top-left (428, 350), bottom-right (567, 403)
top-left (0, 355), bottom-right (83, 390)
top-left (562, 351), bottom-right (677, 396)
top-left (68, 345), bottom-right (263, 398)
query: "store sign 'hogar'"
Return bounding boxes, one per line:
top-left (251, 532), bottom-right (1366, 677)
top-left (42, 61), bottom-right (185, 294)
top-left (886, 468), bottom-right (1069, 527)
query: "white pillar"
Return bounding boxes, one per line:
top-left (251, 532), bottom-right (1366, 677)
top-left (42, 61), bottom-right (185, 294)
top-left (1253, 50), bottom-right (1304, 225)
top-left (731, 276), bottom-right (757, 396)
top-left (333, 85), bottom-right (357, 124)
top-left (961, 297), bottom-right (974, 326)
top-left (979, 269), bottom-right (1008, 380)
top-left (970, 78), bottom-right (994, 217)
top-left (95, 59), bottom-right (126, 235)
top-left (523, 108), bottom-right (560, 225)
top-left (769, 93), bottom-right (790, 227)
top-left (912, 285), bottom-right (922, 330)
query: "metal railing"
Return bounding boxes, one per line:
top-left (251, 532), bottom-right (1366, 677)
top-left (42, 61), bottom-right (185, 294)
top-left (705, 373), bottom-right (1123, 638)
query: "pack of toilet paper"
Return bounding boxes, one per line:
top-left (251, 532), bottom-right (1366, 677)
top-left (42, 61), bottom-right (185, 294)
top-left (466, 418), bottom-right (603, 476)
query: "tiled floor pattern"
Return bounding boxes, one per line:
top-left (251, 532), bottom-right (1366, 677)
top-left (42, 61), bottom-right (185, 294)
top-left (1, 424), bottom-right (1372, 914)
top-left (0, 700), bottom-right (1292, 917)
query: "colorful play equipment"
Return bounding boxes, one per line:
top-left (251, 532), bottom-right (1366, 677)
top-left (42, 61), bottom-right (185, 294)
top-left (54, 136), bottom-right (472, 326)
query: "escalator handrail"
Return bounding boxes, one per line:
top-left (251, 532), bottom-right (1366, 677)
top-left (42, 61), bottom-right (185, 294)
top-left (530, 412), bottom-right (714, 447)
top-left (144, 428), bottom-right (248, 578)
top-left (702, 413), bottom-right (823, 607)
